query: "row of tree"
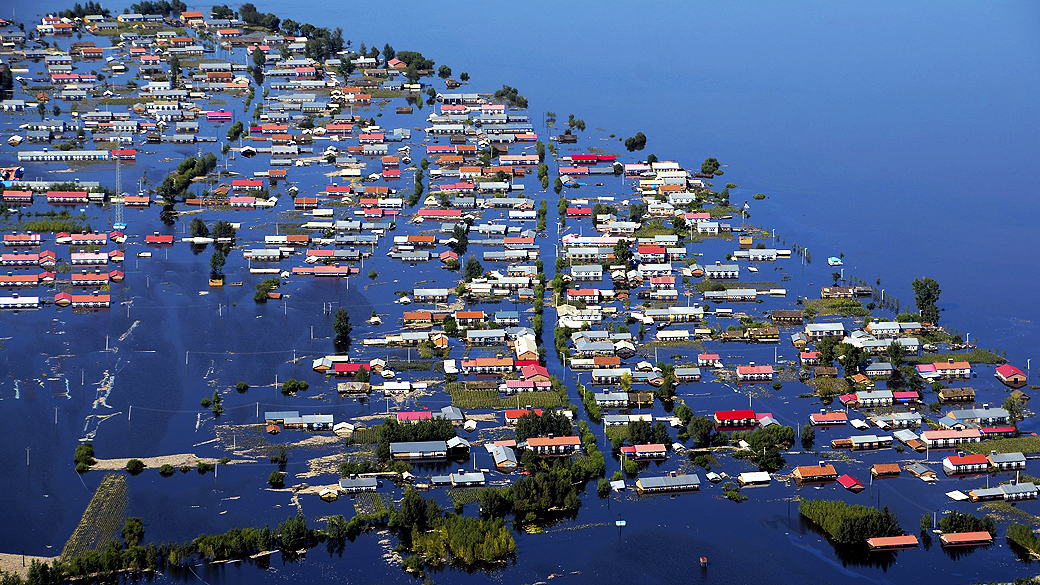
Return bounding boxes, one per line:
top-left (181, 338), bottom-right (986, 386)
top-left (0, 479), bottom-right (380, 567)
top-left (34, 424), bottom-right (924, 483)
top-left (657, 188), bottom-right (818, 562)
top-left (14, 514), bottom-right (326, 584)
top-left (59, 2), bottom-right (110, 18)
top-left (376, 418), bottom-right (457, 461)
top-left (155, 154), bottom-right (219, 204)
top-left (130, 0), bottom-right (185, 15)
top-left (514, 410), bottom-right (573, 443)
top-left (799, 499), bottom-right (903, 545)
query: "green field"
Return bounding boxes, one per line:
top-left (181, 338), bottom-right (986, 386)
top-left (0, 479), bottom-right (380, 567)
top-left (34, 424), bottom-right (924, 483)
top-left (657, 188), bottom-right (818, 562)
top-left (448, 385), bottom-right (561, 410)
top-left (909, 349), bottom-right (1005, 365)
top-left (964, 436), bottom-right (1040, 454)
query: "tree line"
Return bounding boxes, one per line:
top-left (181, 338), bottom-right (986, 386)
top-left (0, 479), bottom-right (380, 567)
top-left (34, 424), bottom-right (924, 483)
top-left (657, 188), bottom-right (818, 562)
top-left (376, 418), bottom-right (457, 461)
top-left (799, 499), bottom-right (903, 545)
top-left (514, 410), bottom-right (572, 443)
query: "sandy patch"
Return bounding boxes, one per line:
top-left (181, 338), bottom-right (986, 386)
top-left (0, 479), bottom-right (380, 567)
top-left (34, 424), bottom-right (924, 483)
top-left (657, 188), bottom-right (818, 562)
top-left (90, 453), bottom-right (248, 471)
top-left (0, 553), bottom-right (59, 578)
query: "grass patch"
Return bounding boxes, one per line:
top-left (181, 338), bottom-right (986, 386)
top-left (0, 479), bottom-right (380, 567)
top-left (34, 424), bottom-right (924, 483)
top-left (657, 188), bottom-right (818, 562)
top-left (806, 376), bottom-right (850, 398)
top-left (802, 298), bottom-right (871, 317)
top-left (353, 492), bottom-right (395, 515)
top-left (369, 89), bottom-right (406, 99)
top-left (708, 204), bottom-right (741, 218)
top-left (448, 384), bottom-right (561, 410)
top-left (61, 473), bottom-right (129, 561)
top-left (388, 360), bottom-right (434, 371)
top-left (448, 487), bottom-right (504, 508)
top-left (16, 218), bottom-right (92, 233)
top-left (633, 225), bottom-right (678, 238)
top-left (348, 425), bottom-right (382, 445)
top-left (979, 501), bottom-right (1040, 525)
top-left (909, 349), bottom-right (1005, 365)
top-left (963, 437), bottom-right (1040, 455)
top-left (98, 97), bottom-right (154, 106)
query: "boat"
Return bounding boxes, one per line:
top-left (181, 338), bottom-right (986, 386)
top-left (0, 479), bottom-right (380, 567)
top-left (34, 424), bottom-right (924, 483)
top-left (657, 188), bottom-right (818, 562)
top-left (8, 135), bottom-right (23, 147)
top-left (367, 316), bottom-right (382, 325)
top-left (828, 257), bottom-right (843, 266)
top-left (700, 557), bottom-right (708, 568)
top-left (746, 266), bottom-right (758, 273)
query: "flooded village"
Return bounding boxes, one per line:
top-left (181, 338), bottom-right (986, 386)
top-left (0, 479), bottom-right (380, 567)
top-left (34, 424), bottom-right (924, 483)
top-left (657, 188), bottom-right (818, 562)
top-left (0, 4), bottom-right (1038, 584)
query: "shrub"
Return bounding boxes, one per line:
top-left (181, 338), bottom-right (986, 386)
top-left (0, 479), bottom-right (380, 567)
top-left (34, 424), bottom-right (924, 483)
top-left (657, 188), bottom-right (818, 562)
top-left (159, 464), bottom-right (175, 477)
top-left (268, 471), bottom-right (286, 488)
top-left (125, 459), bottom-right (146, 475)
top-left (74, 443), bottom-right (96, 472)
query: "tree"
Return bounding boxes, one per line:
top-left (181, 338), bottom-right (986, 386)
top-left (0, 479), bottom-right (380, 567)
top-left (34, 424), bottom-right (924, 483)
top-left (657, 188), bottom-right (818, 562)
top-left (354, 366), bottom-right (370, 383)
top-left (613, 239), bottom-right (633, 266)
top-left (268, 471), bottom-right (286, 488)
top-left (464, 256), bottom-right (483, 281)
top-left (652, 421), bottom-right (670, 445)
top-left (74, 443), bottom-right (96, 473)
top-left (280, 379), bottom-right (309, 394)
top-left (333, 307), bottom-right (352, 347)
top-left (912, 277), bottom-right (941, 324)
top-left (624, 132), bottom-right (647, 152)
top-left (443, 315), bottom-right (458, 337)
top-left (190, 216), bottom-right (210, 237)
top-left (620, 372), bottom-right (633, 393)
top-left (449, 224), bottom-right (468, 255)
top-left (1004, 395), bottom-right (1026, 423)
top-left (675, 403), bottom-right (693, 426)
top-left (122, 517), bottom-right (144, 547)
top-left (210, 220), bottom-right (236, 242)
top-left (212, 4), bottom-right (234, 18)
top-left (459, 72), bottom-right (469, 82)
top-left (126, 459), bottom-right (146, 475)
top-left (701, 157), bottom-right (721, 175)
top-left (687, 416), bottom-right (714, 447)
top-left (815, 336), bottom-right (837, 364)
top-left (758, 448), bottom-right (786, 472)
top-left (382, 43), bottom-right (395, 60)
top-left (0, 65), bottom-right (15, 97)
top-left (209, 250), bottom-right (226, 277)
top-left (883, 341), bottom-right (905, 369)
top-left (801, 424), bottom-right (816, 450)
top-left (169, 54), bottom-right (180, 86)
top-left (438, 65), bottom-right (452, 78)
top-left (627, 420), bottom-right (651, 445)
top-left (836, 342), bottom-right (865, 376)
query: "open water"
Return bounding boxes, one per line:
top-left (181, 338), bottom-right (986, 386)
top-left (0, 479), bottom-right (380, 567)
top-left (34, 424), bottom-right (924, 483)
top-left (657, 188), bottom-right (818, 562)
top-left (1, 1), bottom-right (1039, 583)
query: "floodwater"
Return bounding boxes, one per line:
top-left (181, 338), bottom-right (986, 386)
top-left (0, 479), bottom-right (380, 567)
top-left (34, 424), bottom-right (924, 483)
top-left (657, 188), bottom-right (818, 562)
top-left (1, 1), bottom-right (1039, 584)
